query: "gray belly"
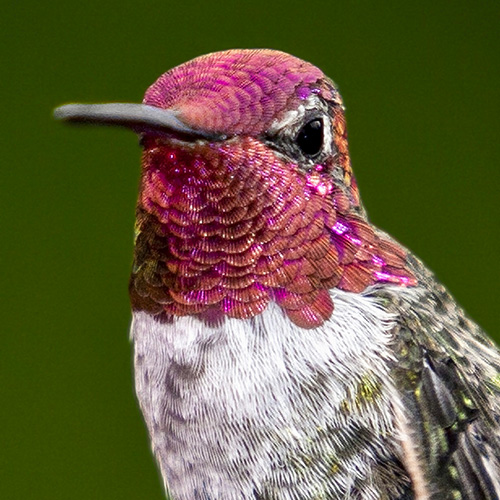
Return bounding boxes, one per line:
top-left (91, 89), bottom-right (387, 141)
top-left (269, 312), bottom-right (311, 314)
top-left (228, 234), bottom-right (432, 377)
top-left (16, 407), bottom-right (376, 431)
top-left (131, 291), bottom-right (406, 499)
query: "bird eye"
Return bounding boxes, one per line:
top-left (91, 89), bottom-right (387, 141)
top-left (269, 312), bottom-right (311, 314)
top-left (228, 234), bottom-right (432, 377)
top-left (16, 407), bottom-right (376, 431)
top-left (296, 118), bottom-right (323, 157)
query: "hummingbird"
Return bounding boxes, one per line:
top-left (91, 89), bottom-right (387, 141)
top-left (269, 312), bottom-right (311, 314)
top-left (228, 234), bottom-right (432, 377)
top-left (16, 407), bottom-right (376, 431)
top-left (54, 49), bottom-right (500, 500)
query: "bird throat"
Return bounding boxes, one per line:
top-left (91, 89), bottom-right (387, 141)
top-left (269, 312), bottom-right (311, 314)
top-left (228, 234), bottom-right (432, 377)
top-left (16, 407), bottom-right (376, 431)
top-left (129, 136), bottom-right (416, 328)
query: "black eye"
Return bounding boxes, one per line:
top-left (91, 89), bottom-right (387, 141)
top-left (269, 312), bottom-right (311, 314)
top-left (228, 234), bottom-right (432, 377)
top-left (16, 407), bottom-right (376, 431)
top-left (296, 118), bottom-right (323, 156)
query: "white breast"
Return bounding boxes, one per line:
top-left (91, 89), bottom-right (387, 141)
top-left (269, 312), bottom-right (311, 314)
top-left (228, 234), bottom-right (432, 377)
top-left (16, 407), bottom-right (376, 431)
top-left (131, 288), bottom-right (402, 500)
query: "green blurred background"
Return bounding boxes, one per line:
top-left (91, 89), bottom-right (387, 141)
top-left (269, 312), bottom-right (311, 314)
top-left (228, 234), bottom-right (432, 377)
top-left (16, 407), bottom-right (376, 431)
top-left (2, 1), bottom-right (499, 498)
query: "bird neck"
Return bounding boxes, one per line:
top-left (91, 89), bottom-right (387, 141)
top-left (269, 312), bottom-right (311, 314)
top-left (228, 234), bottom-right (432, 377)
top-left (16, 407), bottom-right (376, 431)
top-left (129, 138), bottom-right (416, 328)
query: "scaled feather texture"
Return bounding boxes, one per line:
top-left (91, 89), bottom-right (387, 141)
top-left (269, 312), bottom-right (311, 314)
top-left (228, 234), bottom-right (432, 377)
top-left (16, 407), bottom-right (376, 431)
top-left (55, 49), bottom-right (500, 500)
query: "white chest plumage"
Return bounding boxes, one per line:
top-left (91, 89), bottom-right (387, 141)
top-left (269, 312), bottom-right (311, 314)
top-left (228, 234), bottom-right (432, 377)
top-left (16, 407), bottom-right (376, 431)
top-left (131, 288), bottom-right (405, 500)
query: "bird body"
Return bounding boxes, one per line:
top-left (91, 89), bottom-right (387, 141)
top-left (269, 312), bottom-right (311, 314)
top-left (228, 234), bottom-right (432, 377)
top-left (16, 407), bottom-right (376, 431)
top-left (55, 49), bottom-right (500, 499)
top-left (132, 290), bottom-right (403, 499)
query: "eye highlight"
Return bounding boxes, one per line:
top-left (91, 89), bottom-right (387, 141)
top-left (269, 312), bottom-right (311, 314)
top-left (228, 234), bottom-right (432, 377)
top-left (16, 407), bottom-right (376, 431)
top-left (296, 118), bottom-right (323, 157)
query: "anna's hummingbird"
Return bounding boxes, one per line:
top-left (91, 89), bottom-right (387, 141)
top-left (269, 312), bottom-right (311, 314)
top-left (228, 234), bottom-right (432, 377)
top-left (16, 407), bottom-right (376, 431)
top-left (54, 49), bottom-right (500, 499)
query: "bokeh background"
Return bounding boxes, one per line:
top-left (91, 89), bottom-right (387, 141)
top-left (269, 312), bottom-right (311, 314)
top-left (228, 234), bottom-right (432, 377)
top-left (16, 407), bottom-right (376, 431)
top-left (2, 1), bottom-right (499, 499)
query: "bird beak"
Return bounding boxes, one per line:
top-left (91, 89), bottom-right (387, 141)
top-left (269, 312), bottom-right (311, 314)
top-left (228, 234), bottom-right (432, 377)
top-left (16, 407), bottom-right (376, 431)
top-left (53, 103), bottom-right (220, 140)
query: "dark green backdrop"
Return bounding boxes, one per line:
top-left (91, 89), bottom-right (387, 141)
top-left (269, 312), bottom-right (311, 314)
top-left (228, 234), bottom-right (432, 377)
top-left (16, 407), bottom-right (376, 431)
top-left (2, 1), bottom-right (499, 499)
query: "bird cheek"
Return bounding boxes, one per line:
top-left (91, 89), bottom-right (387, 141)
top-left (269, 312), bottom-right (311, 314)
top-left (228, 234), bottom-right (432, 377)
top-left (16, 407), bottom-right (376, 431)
top-left (306, 171), bottom-right (334, 197)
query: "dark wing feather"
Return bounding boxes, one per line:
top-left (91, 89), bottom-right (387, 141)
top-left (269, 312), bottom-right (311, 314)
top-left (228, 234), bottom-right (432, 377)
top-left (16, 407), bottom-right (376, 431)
top-left (374, 253), bottom-right (500, 499)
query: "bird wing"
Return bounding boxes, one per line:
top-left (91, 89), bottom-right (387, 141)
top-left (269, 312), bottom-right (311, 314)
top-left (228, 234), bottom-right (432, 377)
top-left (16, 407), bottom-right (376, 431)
top-left (395, 350), bottom-right (500, 499)
top-left (378, 255), bottom-right (500, 499)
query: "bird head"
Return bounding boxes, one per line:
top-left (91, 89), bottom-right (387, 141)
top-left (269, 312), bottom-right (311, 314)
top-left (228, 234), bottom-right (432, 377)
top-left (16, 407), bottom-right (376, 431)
top-left (55, 49), bottom-right (415, 328)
